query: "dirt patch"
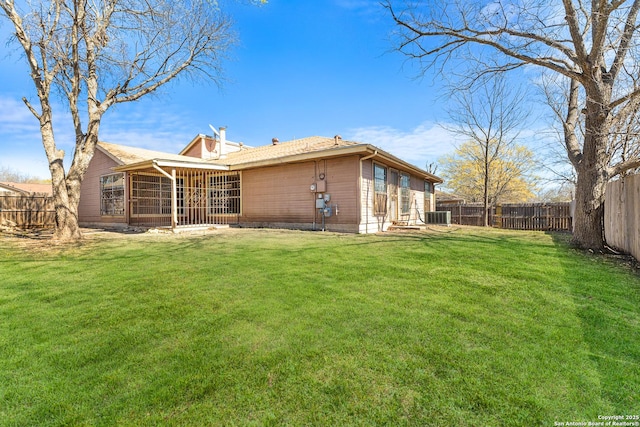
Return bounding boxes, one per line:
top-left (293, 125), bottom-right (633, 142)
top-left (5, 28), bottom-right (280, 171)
top-left (0, 225), bottom-right (239, 253)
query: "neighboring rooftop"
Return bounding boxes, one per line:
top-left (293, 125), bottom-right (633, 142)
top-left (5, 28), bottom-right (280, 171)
top-left (436, 190), bottom-right (466, 204)
top-left (0, 182), bottom-right (53, 196)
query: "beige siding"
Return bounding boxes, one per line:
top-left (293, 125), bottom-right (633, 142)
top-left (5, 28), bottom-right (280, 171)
top-left (78, 149), bottom-right (127, 226)
top-left (359, 159), bottom-right (387, 233)
top-left (359, 159), bottom-right (431, 232)
top-left (240, 156), bottom-right (360, 232)
top-left (409, 175), bottom-right (424, 224)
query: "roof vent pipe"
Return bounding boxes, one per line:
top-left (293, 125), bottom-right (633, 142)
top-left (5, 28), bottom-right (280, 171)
top-left (334, 135), bottom-right (342, 145)
top-left (272, 138), bottom-right (279, 145)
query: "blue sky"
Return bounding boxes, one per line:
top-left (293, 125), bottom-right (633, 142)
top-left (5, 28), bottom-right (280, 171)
top-left (1, 1), bottom-right (479, 179)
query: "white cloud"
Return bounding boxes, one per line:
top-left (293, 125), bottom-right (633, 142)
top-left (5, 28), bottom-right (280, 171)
top-left (99, 101), bottom-right (202, 153)
top-left (0, 95), bottom-right (201, 178)
top-left (0, 97), bottom-right (34, 124)
top-left (332, 0), bottom-right (385, 20)
top-left (345, 122), bottom-right (462, 169)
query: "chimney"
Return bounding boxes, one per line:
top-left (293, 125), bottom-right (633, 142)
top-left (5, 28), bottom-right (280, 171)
top-left (334, 135), bottom-right (342, 145)
top-left (219, 126), bottom-right (227, 158)
top-left (272, 137), bottom-right (279, 145)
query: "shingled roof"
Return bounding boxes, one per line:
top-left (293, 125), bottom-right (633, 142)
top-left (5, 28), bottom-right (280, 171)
top-left (100, 137), bottom-right (362, 168)
top-left (100, 135), bottom-right (442, 183)
top-left (98, 141), bottom-right (210, 166)
top-left (222, 136), bottom-right (362, 166)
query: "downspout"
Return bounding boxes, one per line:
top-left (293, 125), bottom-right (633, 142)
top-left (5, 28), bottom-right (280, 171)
top-left (359, 150), bottom-right (377, 234)
top-left (152, 161), bottom-right (177, 231)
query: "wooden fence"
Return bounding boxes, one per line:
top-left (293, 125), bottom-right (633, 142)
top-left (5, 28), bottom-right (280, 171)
top-left (604, 175), bottom-right (640, 261)
top-left (436, 202), bottom-right (573, 231)
top-left (0, 195), bottom-right (55, 228)
top-left (436, 203), bottom-right (492, 227)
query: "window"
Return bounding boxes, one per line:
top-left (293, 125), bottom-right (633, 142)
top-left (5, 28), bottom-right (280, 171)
top-left (424, 181), bottom-right (433, 212)
top-left (100, 173), bottom-right (125, 216)
top-left (209, 173), bottom-right (241, 215)
top-left (400, 173), bottom-right (411, 215)
top-left (374, 164), bottom-right (387, 215)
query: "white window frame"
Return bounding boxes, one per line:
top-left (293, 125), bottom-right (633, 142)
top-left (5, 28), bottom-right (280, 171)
top-left (373, 163), bottom-right (388, 215)
top-left (100, 173), bottom-right (125, 216)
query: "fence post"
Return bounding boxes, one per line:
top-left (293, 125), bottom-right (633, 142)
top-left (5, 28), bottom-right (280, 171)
top-left (494, 204), bottom-right (502, 228)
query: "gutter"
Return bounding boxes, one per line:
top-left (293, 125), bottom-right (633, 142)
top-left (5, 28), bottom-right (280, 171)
top-left (114, 159), bottom-right (229, 173)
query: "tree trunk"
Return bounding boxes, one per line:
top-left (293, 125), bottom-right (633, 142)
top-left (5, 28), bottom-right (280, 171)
top-left (571, 98), bottom-right (609, 251)
top-left (483, 150), bottom-right (490, 227)
top-left (41, 119), bottom-right (84, 241)
top-left (53, 192), bottom-right (82, 241)
top-left (50, 168), bottom-right (83, 242)
top-left (572, 166), bottom-right (606, 250)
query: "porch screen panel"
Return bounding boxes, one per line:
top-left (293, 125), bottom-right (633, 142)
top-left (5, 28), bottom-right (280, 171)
top-left (131, 174), bottom-right (172, 226)
top-left (209, 173), bottom-right (240, 215)
top-left (176, 178), bottom-right (185, 216)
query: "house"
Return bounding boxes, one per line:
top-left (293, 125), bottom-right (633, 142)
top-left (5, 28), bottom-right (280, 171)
top-left (78, 129), bottom-right (443, 233)
top-left (0, 182), bottom-right (53, 196)
top-left (435, 190), bottom-right (466, 206)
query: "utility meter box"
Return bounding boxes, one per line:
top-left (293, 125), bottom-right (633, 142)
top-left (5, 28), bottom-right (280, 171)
top-left (323, 194), bottom-right (331, 202)
top-left (316, 198), bottom-right (325, 209)
top-left (316, 180), bottom-right (326, 193)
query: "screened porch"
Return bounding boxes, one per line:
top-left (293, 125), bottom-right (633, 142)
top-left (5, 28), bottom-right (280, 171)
top-left (128, 169), bottom-right (241, 229)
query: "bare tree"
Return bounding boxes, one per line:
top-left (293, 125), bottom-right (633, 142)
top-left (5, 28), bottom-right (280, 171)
top-left (442, 75), bottom-right (532, 226)
top-left (540, 71), bottom-right (640, 188)
top-left (537, 73), bottom-right (580, 189)
top-left (0, 165), bottom-right (47, 183)
top-left (386, 0), bottom-right (640, 250)
top-left (0, 0), bottom-right (244, 241)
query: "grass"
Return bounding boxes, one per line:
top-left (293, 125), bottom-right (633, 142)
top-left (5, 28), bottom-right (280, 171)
top-left (0, 227), bottom-right (639, 426)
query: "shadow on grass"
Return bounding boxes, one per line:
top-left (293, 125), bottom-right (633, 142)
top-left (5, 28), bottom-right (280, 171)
top-left (549, 231), bottom-right (640, 413)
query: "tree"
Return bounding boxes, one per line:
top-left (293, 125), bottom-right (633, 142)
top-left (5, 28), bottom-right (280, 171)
top-left (0, 0), bottom-right (241, 241)
top-left (439, 141), bottom-right (537, 208)
top-left (441, 75), bottom-right (533, 226)
top-left (0, 165), bottom-right (47, 183)
top-left (541, 72), bottom-right (640, 185)
top-left (386, 0), bottom-right (640, 250)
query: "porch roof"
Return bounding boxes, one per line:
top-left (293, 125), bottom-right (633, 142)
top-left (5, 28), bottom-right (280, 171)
top-left (98, 142), bottom-right (229, 172)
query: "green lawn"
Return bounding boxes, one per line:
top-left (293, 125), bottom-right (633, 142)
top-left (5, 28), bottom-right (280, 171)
top-left (0, 227), bottom-right (638, 426)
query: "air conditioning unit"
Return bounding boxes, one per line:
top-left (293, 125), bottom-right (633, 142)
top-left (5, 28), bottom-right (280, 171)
top-left (426, 211), bottom-right (451, 226)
